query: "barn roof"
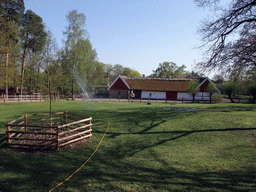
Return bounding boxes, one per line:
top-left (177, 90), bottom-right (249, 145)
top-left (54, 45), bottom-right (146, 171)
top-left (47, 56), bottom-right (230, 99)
top-left (109, 75), bottom-right (197, 92)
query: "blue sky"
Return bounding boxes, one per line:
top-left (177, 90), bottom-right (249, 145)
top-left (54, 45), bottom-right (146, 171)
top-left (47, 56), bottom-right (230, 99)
top-left (25, 0), bottom-right (217, 77)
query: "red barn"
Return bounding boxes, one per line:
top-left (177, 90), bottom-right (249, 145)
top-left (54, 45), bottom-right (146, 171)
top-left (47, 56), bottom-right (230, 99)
top-left (108, 75), bottom-right (220, 101)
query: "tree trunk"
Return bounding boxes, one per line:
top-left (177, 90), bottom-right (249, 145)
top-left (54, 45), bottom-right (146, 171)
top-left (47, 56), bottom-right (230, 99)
top-left (5, 16), bottom-right (10, 99)
top-left (5, 51), bottom-right (9, 98)
top-left (193, 94), bottom-right (195, 103)
top-left (228, 94), bottom-right (235, 103)
top-left (20, 39), bottom-right (28, 96)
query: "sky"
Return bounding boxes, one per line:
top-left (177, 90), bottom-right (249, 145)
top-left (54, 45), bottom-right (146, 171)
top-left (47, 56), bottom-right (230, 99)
top-left (24, 0), bottom-right (219, 77)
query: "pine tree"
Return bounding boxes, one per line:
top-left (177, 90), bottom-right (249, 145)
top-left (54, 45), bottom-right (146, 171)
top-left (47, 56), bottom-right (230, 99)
top-left (20, 9), bottom-right (47, 95)
top-left (0, 0), bottom-right (24, 96)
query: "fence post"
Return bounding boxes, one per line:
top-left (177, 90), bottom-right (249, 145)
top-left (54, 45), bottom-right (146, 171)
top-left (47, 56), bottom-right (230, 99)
top-left (7, 125), bottom-right (10, 144)
top-left (25, 114), bottom-right (27, 132)
top-left (30, 94), bottom-right (32, 102)
top-left (89, 118), bottom-right (92, 138)
top-left (65, 111), bottom-right (68, 124)
top-left (4, 94), bottom-right (6, 103)
top-left (57, 126), bottom-right (60, 150)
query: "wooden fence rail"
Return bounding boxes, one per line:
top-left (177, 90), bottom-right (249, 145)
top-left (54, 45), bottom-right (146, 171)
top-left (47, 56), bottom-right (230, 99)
top-left (6, 111), bottom-right (92, 150)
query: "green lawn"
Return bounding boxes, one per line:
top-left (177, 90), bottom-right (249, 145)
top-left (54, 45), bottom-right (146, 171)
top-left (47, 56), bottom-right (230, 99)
top-left (0, 101), bottom-right (256, 191)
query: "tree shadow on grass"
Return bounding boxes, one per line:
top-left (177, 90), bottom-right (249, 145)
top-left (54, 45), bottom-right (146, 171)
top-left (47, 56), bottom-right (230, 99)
top-left (0, 126), bottom-right (255, 191)
top-left (52, 144), bottom-right (256, 192)
top-left (1, 106), bottom-right (256, 191)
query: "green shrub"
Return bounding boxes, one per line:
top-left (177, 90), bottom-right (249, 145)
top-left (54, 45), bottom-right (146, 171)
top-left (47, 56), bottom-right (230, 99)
top-left (213, 94), bottom-right (223, 103)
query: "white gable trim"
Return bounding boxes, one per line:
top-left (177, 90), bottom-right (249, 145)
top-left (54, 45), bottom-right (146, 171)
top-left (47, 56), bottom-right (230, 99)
top-left (197, 77), bottom-right (221, 93)
top-left (108, 75), bottom-right (131, 90)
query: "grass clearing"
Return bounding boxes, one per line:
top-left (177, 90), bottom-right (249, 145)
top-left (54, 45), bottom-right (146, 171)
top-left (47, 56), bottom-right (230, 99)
top-left (0, 101), bottom-right (256, 191)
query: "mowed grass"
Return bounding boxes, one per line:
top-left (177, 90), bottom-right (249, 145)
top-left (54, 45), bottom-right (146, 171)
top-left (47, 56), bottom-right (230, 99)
top-left (0, 100), bottom-right (256, 191)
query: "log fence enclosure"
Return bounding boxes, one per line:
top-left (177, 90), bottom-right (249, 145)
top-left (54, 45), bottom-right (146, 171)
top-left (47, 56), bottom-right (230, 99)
top-left (6, 112), bottom-right (92, 150)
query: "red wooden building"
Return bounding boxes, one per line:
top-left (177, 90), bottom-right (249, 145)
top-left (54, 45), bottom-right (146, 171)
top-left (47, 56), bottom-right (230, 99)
top-left (108, 75), bottom-right (220, 101)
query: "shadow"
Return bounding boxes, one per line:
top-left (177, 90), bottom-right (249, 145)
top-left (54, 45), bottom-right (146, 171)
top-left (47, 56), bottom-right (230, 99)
top-left (1, 103), bottom-right (256, 191)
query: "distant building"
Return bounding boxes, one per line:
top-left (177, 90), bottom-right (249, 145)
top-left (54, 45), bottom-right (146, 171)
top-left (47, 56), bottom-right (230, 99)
top-left (108, 75), bottom-right (220, 101)
top-left (0, 87), bottom-right (19, 95)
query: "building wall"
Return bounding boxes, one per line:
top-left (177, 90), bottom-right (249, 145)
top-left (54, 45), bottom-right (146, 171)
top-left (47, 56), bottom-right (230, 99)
top-left (200, 80), bottom-right (210, 92)
top-left (109, 78), bottom-right (129, 90)
top-left (178, 92), bottom-right (216, 101)
top-left (109, 90), bottom-right (129, 99)
top-left (141, 91), bottom-right (166, 100)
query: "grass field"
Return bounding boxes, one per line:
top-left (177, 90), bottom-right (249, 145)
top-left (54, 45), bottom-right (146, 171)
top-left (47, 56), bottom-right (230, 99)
top-left (0, 100), bottom-right (256, 191)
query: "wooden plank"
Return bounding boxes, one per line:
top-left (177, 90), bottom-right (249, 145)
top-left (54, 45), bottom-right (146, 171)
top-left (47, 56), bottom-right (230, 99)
top-left (6, 131), bottom-right (58, 135)
top-left (27, 117), bottom-right (62, 123)
top-left (8, 143), bottom-right (57, 147)
top-left (7, 137), bottom-right (57, 142)
top-left (6, 124), bottom-right (58, 128)
top-left (59, 124), bottom-right (92, 136)
top-left (10, 126), bottom-right (25, 137)
top-left (10, 121), bottom-right (24, 130)
top-left (27, 112), bottom-right (65, 117)
top-left (59, 129), bottom-right (92, 142)
top-left (58, 117), bottom-right (92, 128)
top-left (7, 115), bottom-right (24, 125)
top-left (59, 134), bottom-right (92, 147)
top-left (67, 112), bottom-right (90, 119)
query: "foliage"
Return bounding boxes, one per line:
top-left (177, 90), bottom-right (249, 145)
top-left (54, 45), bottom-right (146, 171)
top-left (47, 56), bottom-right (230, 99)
top-left (212, 74), bottom-right (224, 84)
top-left (0, 0), bottom-right (24, 95)
top-left (153, 62), bottom-right (187, 78)
top-left (246, 82), bottom-right (256, 103)
top-left (62, 10), bottom-right (98, 93)
top-left (196, 0), bottom-right (256, 76)
top-left (187, 80), bottom-right (200, 102)
top-left (213, 93), bottom-right (223, 103)
top-left (220, 81), bottom-right (237, 103)
top-left (20, 9), bottom-right (47, 94)
top-left (184, 70), bottom-right (205, 78)
top-left (206, 81), bottom-right (217, 103)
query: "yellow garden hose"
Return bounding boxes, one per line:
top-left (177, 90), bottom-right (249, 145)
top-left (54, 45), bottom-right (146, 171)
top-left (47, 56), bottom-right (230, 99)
top-left (49, 118), bottom-right (110, 192)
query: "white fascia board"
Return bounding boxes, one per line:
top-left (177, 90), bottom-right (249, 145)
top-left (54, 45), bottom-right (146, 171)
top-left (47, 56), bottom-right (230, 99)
top-left (120, 76), bottom-right (131, 89)
top-left (197, 77), bottom-right (221, 93)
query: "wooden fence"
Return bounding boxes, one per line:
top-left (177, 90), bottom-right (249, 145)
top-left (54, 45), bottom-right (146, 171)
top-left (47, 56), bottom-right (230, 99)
top-left (0, 94), bottom-right (85, 103)
top-left (6, 111), bottom-right (92, 150)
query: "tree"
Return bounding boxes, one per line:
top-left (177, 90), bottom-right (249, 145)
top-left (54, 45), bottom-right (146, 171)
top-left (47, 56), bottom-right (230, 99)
top-left (206, 81), bottom-right (217, 103)
top-left (122, 68), bottom-right (141, 78)
top-left (0, 0), bottom-right (24, 96)
top-left (195, 0), bottom-right (256, 75)
top-left (153, 62), bottom-right (186, 78)
top-left (220, 81), bottom-right (238, 103)
top-left (187, 81), bottom-right (200, 102)
top-left (247, 82), bottom-right (256, 103)
top-left (185, 70), bottom-right (205, 78)
top-left (20, 9), bottom-right (47, 95)
top-left (212, 74), bottom-right (224, 84)
top-left (62, 10), bottom-right (98, 97)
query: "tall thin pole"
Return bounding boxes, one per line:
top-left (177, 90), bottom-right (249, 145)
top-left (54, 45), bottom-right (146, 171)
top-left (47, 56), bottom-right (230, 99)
top-left (49, 80), bottom-right (52, 126)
